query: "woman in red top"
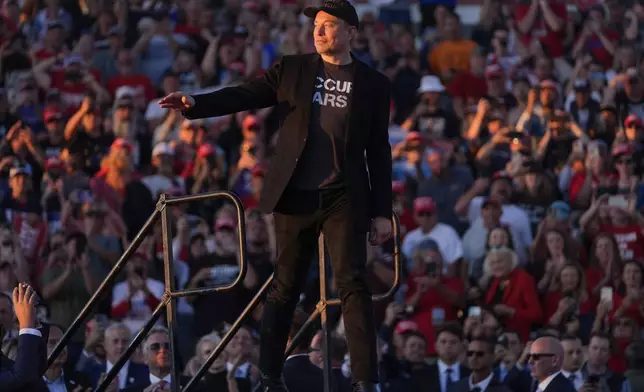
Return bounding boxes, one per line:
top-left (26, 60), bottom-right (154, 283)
top-left (610, 260), bottom-right (644, 327)
top-left (482, 248), bottom-right (542, 342)
top-left (585, 233), bottom-right (622, 299)
top-left (543, 263), bottom-right (595, 338)
top-left (532, 228), bottom-right (576, 294)
top-left (404, 238), bottom-right (465, 355)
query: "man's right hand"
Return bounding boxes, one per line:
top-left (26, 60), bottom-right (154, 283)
top-left (13, 283), bottom-right (38, 329)
top-left (158, 92), bottom-right (195, 111)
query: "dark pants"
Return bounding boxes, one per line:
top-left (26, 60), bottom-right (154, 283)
top-left (258, 187), bottom-right (378, 384)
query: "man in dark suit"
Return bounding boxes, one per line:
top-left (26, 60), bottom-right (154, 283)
top-left (159, 0), bottom-right (393, 391)
top-left (449, 338), bottom-right (511, 392)
top-left (121, 326), bottom-right (191, 392)
top-left (82, 322), bottom-right (149, 391)
top-left (43, 324), bottom-right (92, 391)
top-left (283, 310), bottom-right (324, 392)
top-left (528, 337), bottom-right (576, 392)
top-left (406, 324), bottom-right (471, 392)
top-left (0, 284), bottom-right (48, 392)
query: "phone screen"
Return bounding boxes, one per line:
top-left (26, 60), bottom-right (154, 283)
top-left (468, 306), bottom-right (482, 317)
top-left (601, 287), bottom-right (613, 307)
top-left (608, 196), bottom-right (629, 209)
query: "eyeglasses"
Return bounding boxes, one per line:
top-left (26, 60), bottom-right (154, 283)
top-left (467, 350), bottom-right (486, 358)
top-left (417, 212), bottom-right (433, 217)
top-left (149, 342), bottom-right (170, 351)
top-left (527, 353), bottom-right (555, 361)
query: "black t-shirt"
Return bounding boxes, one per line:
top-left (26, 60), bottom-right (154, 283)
top-left (543, 134), bottom-right (574, 172)
top-left (289, 61), bottom-right (354, 190)
top-left (66, 129), bottom-right (114, 175)
top-left (412, 108), bottom-right (460, 140)
top-left (39, 137), bottom-right (66, 160)
top-left (615, 90), bottom-right (644, 120)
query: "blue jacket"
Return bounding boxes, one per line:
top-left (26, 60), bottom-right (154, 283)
top-left (0, 333), bottom-right (48, 391)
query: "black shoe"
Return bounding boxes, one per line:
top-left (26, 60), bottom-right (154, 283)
top-left (352, 381), bottom-right (378, 392)
top-left (253, 375), bottom-right (289, 392)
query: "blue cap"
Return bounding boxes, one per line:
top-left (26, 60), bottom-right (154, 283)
top-left (548, 201), bottom-right (570, 220)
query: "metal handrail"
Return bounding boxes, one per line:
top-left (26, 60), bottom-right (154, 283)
top-left (46, 191), bottom-right (248, 392)
top-left (182, 212), bottom-right (402, 392)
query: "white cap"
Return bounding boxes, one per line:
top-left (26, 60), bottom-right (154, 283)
top-left (418, 75), bottom-right (445, 94)
top-left (152, 142), bottom-right (174, 157)
top-left (115, 86), bottom-right (137, 100)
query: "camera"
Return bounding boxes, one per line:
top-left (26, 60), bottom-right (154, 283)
top-left (586, 374), bottom-right (600, 385)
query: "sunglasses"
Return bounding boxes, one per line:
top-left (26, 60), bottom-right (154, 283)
top-left (528, 353), bottom-right (555, 361)
top-left (149, 342), bottom-right (170, 351)
top-left (616, 158), bottom-right (633, 165)
top-left (615, 320), bottom-right (632, 327)
top-left (467, 350), bottom-right (486, 358)
top-left (417, 212), bottom-right (433, 217)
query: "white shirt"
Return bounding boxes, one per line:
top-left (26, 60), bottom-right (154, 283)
top-left (469, 372), bottom-right (494, 392)
top-left (537, 371), bottom-right (561, 392)
top-left (467, 197), bottom-right (533, 252)
top-left (402, 223), bottom-right (464, 272)
top-left (150, 373), bottom-right (172, 385)
top-left (437, 360), bottom-right (460, 392)
top-left (19, 328), bottom-right (42, 337)
top-left (106, 360), bottom-right (130, 390)
top-left (560, 370), bottom-right (583, 391)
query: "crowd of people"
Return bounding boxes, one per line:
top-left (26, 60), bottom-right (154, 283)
top-left (1, 0), bottom-right (644, 391)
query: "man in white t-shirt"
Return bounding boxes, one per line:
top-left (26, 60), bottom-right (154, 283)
top-left (402, 196), bottom-right (465, 279)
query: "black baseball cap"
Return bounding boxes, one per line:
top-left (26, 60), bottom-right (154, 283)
top-left (303, 0), bottom-right (360, 28)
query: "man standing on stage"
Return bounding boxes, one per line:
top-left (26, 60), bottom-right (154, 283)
top-left (159, 1), bottom-right (392, 390)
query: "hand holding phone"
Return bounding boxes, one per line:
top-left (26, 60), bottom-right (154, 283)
top-left (600, 287), bottom-right (613, 310)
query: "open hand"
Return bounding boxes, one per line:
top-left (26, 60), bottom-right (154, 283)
top-left (158, 92), bottom-right (195, 111)
top-left (13, 283), bottom-right (38, 329)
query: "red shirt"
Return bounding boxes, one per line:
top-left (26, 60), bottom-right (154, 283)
top-left (515, 1), bottom-right (568, 58)
top-left (608, 338), bottom-right (630, 373)
top-left (598, 224), bottom-right (644, 261)
top-left (106, 74), bottom-right (157, 102)
top-left (398, 208), bottom-right (418, 239)
top-left (542, 291), bottom-right (595, 325)
top-left (174, 25), bottom-right (202, 36)
top-left (405, 274), bottom-right (464, 355)
top-left (447, 72), bottom-right (488, 106)
top-left (34, 48), bottom-right (57, 62)
top-left (610, 292), bottom-right (644, 327)
top-left (50, 69), bottom-right (102, 113)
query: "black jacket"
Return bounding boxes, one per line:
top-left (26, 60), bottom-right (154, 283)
top-left (185, 53), bottom-right (393, 230)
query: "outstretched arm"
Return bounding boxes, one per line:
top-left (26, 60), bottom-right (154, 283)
top-left (184, 59), bottom-right (283, 119)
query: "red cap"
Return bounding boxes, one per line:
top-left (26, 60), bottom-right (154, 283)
top-left (485, 63), bottom-right (504, 79)
top-left (111, 137), bottom-right (133, 152)
top-left (612, 143), bottom-right (634, 157)
top-left (539, 79), bottom-right (558, 90)
top-left (251, 164), bottom-right (266, 177)
top-left (394, 320), bottom-right (419, 335)
top-left (406, 132), bottom-right (423, 143)
top-left (44, 105), bottom-right (63, 122)
top-left (413, 197), bottom-right (436, 214)
top-left (625, 114), bottom-right (643, 128)
top-left (215, 217), bottom-right (236, 231)
top-left (392, 180), bottom-right (406, 194)
top-left (242, 115), bottom-right (260, 130)
top-left (197, 143), bottom-right (216, 158)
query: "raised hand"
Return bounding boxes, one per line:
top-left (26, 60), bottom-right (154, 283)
top-left (13, 283), bottom-right (38, 329)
